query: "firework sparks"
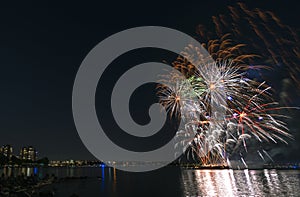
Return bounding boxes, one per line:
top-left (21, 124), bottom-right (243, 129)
top-left (196, 3), bottom-right (300, 89)
top-left (157, 3), bottom-right (298, 166)
top-left (158, 40), bottom-right (296, 167)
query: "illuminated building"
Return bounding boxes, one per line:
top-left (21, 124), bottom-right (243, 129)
top-left (20, 146), bottom-right (37, 161)
top-left (0, 145), bottom-right (13, 159)
top-left (20, 147), bottom-right (28, 160)
top-left (28, 146), bottom-right (36, 161)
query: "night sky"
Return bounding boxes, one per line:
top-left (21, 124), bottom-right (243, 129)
top-left (0, 1), bottom-right (298, 160)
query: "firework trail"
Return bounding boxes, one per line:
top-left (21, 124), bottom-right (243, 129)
top-left (196, 3), bottom-right (299, 89)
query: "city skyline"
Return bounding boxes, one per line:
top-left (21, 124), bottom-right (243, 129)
top-left (0, 144), bottom-right (37, 161)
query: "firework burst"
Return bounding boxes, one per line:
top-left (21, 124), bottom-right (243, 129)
top-left (158, 38), bottom-right (296, 167)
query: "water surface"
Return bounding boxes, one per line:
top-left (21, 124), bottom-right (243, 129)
top-left (1, 167), bottom-right (299, 196)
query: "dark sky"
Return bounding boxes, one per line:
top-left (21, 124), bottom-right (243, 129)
top-left (0, 1), bottom-right (298, 160)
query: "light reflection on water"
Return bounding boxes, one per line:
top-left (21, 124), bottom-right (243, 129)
top-left (1, 167), bottom-right (299, 196)
top-left (0, 166), bottom-right (39, 177)
top-left (181, 169), bottom-right (300, 197)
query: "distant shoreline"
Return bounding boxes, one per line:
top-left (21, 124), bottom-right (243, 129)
top-left (1, 163), bottom-right (299, 170)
